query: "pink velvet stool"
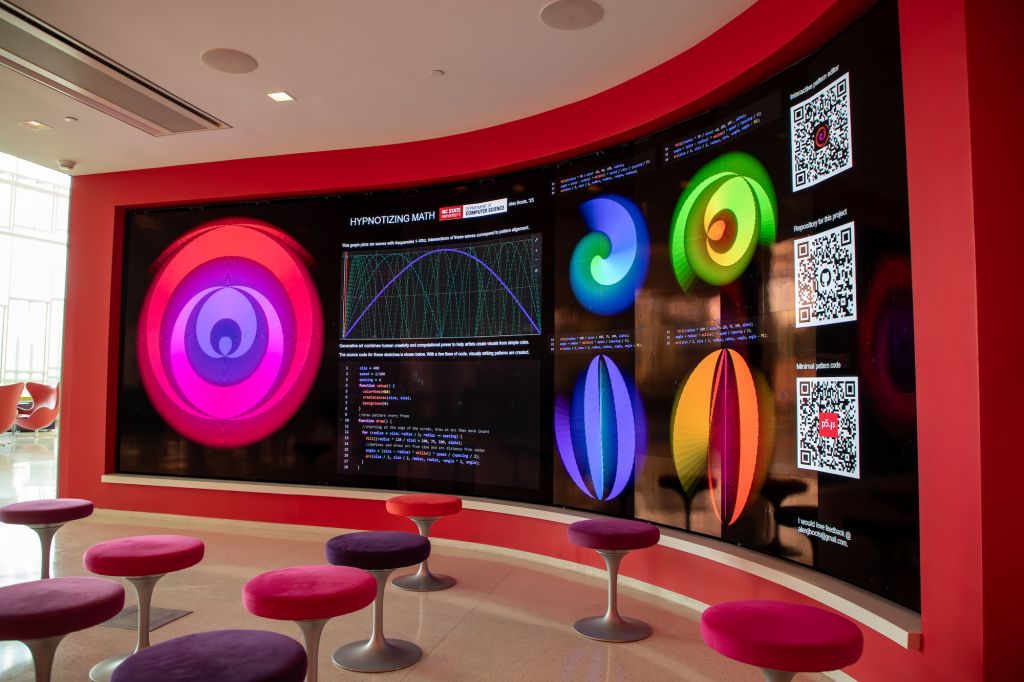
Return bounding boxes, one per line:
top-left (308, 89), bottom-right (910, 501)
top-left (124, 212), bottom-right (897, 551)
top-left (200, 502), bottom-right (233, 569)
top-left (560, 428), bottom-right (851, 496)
top-left (566, 518), bottom-right (660, 642)
top-left (0, 498), bottom-right (93, 578)
top-left (243, 565), bottom-right (376, 682)
top-left (84, 534), bottom-right (205, 682)
top-left (385, 493), bottom-right (461, 591)
top-left (0, 577), bottom-right (125, 682)
top-left (700, 600), bottom-right (864, 681)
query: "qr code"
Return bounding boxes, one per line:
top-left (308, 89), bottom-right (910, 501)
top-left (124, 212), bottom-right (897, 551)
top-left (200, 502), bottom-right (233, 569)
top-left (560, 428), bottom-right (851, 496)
top-left (794, 222), bottom-right (857, 327)
top-left (796, 377), bottom-right (860, 479)
top-left (791, 72), bottom-right (853, 191)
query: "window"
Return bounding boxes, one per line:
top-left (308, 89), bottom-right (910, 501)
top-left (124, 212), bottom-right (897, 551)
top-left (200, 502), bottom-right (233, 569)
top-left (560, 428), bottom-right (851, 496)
top-left (0, 152), bottom-right (69, 385)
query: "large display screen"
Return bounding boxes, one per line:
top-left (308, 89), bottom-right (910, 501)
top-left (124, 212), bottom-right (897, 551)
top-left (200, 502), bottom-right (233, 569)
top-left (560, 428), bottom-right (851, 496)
top-left (118, 1), bottom-right (919, 609)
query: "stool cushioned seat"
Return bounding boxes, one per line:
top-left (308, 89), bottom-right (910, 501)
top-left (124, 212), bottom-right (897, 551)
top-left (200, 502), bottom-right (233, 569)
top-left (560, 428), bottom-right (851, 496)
top-left (0, 577), bottom-right (124, 640)
top-left (84, 535), bottom-right (205, 577)
top-left (326, 531), bottom-right (430, 570)
top-left (700, 600), bottom-right (863, 672)
top-left (567, 519), bottom-right (660, 551)
top-left (386, 494), bottom-right (461, 518)
top-left (110, 629), bottom-right (306, 682)
top-left (0, 498), bottom-right (93, 525)
top-left (243, 565), bottom-right (377, 621)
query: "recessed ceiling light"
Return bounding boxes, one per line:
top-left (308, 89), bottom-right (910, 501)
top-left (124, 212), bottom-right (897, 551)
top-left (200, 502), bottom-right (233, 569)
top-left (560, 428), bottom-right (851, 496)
top-left (202, 48), bottom-right (259, 74)
top-left (266, 91), bottom-right (295, 102)
top-left (429, 69), bottom-right (446, 78)
top-left (540, 0), bottom-right (604, 31)
top-left (64, 115), bottom-right (78, 123)
top-left (20, 120), bottom-right (50, 130)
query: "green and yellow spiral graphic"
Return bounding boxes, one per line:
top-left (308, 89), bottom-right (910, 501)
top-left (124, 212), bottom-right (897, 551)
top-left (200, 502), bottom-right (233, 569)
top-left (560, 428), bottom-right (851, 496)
top-left (669, 152), bottom-right (777, 292)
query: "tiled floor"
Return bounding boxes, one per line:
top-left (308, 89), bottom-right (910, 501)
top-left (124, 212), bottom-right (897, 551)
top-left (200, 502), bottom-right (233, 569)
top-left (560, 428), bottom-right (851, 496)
top-left (0, 436), bottom-right (829, 681)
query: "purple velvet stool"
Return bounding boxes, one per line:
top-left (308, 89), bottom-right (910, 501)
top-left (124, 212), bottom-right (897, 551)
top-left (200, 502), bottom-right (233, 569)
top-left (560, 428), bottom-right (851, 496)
top-left (1, 498), bottom-right (93, 579)
top-left (84, 534), bottom-right (205, 682)
top-left (700, 600), bottom-right (864, 681)
top-left (243, 565), bottom-right (376, 682)
top-left (0, 577), bottom-right (125, 682)
top-left (109, 630), bottom-right (306, 682)
top-left (325, 531), bottom-right (430, 673)
top-left (567, 518), bottom-right (660, 642)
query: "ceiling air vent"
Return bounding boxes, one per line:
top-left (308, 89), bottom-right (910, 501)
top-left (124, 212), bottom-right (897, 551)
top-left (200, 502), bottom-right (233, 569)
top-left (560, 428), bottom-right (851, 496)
top-left (0, 1), bottom-right (228, 136)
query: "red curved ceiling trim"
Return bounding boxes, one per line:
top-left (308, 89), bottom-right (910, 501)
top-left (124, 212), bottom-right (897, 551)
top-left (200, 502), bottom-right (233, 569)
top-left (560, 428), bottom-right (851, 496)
top-left (73, 0), bottom-right (874, 205)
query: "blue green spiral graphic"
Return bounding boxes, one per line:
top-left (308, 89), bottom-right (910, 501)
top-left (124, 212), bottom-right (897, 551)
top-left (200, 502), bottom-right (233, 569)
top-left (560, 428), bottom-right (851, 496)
top-left (569, 195), bottom-right (649, 315)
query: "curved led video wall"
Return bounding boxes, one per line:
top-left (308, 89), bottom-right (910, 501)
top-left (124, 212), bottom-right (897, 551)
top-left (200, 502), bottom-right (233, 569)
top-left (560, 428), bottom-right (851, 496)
top-left (118, 1), bottom-right (919, 610)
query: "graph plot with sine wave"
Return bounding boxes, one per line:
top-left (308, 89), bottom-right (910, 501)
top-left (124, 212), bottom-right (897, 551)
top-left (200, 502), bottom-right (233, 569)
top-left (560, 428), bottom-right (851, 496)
top-left (342, 235), bottom-right (542, 340)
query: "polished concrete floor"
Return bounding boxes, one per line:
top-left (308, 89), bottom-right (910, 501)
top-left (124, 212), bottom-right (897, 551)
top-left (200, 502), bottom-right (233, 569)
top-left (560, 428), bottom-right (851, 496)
top-left (0, 435), bottom-right (830, 681)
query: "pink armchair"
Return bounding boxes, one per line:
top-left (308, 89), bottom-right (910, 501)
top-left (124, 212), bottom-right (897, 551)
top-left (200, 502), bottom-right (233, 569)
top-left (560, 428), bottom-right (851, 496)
top-left (1, 382), bottom-right (26, 446)
top-left (15, 382), bottom-right (60, 437)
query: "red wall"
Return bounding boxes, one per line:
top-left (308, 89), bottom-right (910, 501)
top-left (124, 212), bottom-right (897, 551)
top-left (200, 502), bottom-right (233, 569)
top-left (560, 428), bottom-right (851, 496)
top-left (59, 0), bottom-right (1013, 679)
top-left (964, 1), bottom-right (1024, 679)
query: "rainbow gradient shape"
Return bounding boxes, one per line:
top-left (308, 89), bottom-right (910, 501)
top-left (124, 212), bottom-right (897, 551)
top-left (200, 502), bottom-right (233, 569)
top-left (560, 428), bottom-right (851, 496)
top-left (669, 152), bottom-right (777, 292)
top-left (554, 355), bottom-right (645, 501)
top-left (569, 194), bottom-right (649, 315)
top-left (671, 349), bottom-right (775, 525)
top-left (137, 218), bottom-right (323, 448)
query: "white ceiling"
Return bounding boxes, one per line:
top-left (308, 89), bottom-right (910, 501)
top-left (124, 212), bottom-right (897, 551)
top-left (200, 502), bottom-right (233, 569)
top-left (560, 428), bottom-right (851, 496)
top-left (0, 0), bottom-right (754, 176)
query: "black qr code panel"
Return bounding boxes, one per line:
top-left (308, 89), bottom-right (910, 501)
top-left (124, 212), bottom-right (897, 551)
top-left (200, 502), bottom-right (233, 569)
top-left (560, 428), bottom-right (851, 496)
top-left (794, 222), bottom-right (857, 327)
top-left (791, 73), bottom-right (853, 191)
top-left (796, 377), bottom-right (860, 479)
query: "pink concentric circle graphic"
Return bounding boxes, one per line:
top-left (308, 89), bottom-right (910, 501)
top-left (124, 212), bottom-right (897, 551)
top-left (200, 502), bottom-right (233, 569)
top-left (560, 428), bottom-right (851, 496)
top-left (137, 218), bottom-right (323, 448)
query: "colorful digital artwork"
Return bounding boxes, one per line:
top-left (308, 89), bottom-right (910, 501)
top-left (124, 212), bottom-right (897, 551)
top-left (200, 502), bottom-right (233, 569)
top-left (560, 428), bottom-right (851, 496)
top-left (569, 195), bottom-right (649, 315)
top-left (669, 152), bottom-right (777, 292)
top-left (555, 355), bottom-right (645, 501)
top-left (671, 349), bottom-right (775, 525)
top-left (137, 219), bottom-right (323, 448)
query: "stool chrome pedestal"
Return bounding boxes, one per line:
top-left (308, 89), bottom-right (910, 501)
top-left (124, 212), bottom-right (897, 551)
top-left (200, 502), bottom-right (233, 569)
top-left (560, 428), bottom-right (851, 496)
top-left (392, 516), bottom-right (455, 592)
top-left (573, 550), bottom-right (651, 642)
top-left (333, 568), bottom-right (421, 673)
top-left (26, 523), bottom-right (62, 579)
top-left (90, 574), bottom-right (163, 682)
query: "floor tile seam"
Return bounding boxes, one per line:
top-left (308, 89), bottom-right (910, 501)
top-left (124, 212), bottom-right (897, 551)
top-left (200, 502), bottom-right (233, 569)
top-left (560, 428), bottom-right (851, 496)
top-left (416, 560), bottom-right (520, 663)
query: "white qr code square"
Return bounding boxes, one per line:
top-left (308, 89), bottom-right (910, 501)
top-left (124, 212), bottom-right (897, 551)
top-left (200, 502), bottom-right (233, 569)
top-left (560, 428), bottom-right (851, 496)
top-left (791, 73), bottom-right (853, 191)
top-left (796, 377), bottom-right (860, 479)
top-left (794, 222), bottom-right (857, 328)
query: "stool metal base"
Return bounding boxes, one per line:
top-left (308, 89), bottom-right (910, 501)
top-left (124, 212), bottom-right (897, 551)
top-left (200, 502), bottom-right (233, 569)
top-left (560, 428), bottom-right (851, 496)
top-left (26, 523), bottom-right (63, 580)
top-left (332, 637), bottom-right (422, 673)
top-left (572, 549), bottom-right (652, 643)
top-left (88, 653), bottom-right (130, 682)
top-left (392, 566), bottom-right (455, 592)
top-left (332, 567), bottom-right (422, 673)
top-left (296, 618), bottom-right (329, 682)
top-left (392, 515), bottom-right (456, 592)
top-left (22, 634), bottom-right (65, 682)
top-left (89, 574), bottom-right (163, 682)
top-left (573, 614), bottom-right (652, 643)
top-left (761, 669), bottom-right (796, 682)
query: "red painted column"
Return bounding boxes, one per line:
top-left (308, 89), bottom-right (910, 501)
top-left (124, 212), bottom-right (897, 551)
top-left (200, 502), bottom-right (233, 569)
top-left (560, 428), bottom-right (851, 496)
top-left (899, 0), bottom-right (983, 678)
top-left (964, 1), bottom-right (1024, 680)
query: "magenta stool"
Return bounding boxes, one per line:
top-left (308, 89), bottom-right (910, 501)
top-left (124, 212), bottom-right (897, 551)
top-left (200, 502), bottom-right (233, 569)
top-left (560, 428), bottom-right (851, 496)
top-left (0, 577), bottom-right (124, 682)
top-left (567, 518), bottom-right (660, 642)
top-left (243, 565), bottom-right (376, 682)
top-left (84, 534), bottom-right (205, 682)
top-left (385, 493), bottom-right (462, 591)
top-left (1, 498), bottom-right (93, 578)
top-left (700, 600), bottom-right (864, 681)
top-left (111, 630), bottom-right (307, 682)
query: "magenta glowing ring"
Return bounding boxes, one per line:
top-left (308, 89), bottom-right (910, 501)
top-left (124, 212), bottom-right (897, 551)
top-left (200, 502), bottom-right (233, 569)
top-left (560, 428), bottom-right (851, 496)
top-left (137, 218), bottom-right (323, 448)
